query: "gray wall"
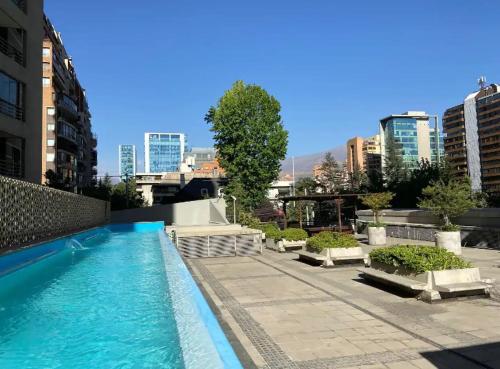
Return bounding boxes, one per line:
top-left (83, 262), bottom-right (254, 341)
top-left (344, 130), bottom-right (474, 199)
top-left (111, 198), bottom-right (229, 226)
top-left (356, 208), bottom-right (500, 248)
top-left (0, 175), bottom-right (110, 250)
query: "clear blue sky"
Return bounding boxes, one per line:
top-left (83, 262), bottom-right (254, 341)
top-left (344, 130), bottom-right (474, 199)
top-left (44, 0), bottom-right (500, 176)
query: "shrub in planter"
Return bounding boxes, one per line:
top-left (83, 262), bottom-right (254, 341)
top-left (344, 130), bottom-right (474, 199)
top-left (361, 192), bottom-right (393, 246)
top-left (263, 226), bottom-right (282, 241)
top-left (418, 179), bottom-right (477, 255)
top-left (281, 228), bottom-right (308, 241)
top-left (239, 211), bottom-right (261, 228)
top-left (306, 232), bottom-right (358, 253)
top-left (369, 245), bottom-right (472, 274)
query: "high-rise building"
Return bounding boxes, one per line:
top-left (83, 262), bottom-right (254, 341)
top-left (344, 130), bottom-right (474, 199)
top-left (0, 1), bottom-right (44, 182)
top-left (119, 144), bottom-right (136, 178)
top-left (443, 82), bottom-right (500, 194)
top-left (362, 135), bottom-right (382, 177)
top-left (144, 132), bottom-right (186, 173)
top-left (346, 137), bottom-right (364, 173)
top-left (42, 16), bottom-right (97, 190)
top-left (380, 111), bottom-right (444, 170)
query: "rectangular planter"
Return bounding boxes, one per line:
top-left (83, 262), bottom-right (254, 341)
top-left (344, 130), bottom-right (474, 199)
top-left (282, 240), bottom-right (306, 251)
top-left (368, 261), bottom-right (492, 302)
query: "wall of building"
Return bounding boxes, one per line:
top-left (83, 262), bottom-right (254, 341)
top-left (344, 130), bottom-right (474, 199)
top-left (346, 137), bottom-right (364, 173)
top-left (0, 175), bottom-right (110, 250)
top-left (356, 208), bottom-right (500, 248)
top-left (0, 1), bottom-right (44, 183)
top-left (110, 198), bottom-right (228, 226)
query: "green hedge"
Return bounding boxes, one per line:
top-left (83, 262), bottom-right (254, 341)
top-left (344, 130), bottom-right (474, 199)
top-left (369, 245), bottom-right (472, 274)
top-left (306, 232), bottom-right (359, 252)
top-left (256, 223), bottom-right (282, 240)
top-left (281, 228), bottom-right (308, 242)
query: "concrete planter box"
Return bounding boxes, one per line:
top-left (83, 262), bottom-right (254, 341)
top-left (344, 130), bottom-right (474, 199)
top-left (266, 238), bottom-right (305, 252)
top-left (299, 246), bottom-right (366, 267)
top-left (265, 238), bottom-right (280, 251)
top-left (367, 261), bottom-right (492, 302)
top-left (282, 239), bottom-right (306, 251)
top-left (435, 231), bottom-right (461, 255)
top-left (368, 226), bottom-right (386, 246)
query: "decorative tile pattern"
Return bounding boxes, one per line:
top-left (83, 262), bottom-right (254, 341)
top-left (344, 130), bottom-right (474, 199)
top-left (0, 175), bottom-right (110, 249)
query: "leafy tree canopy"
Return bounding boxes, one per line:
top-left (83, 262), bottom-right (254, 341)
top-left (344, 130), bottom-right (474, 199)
top-left (205, 81), bottom-right (288, 210)
top-left (418, 178), bottom-right (477, 229)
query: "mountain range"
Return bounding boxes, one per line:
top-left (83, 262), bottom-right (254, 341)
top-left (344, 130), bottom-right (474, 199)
top-left (280, 145), bottom-right (346, 177)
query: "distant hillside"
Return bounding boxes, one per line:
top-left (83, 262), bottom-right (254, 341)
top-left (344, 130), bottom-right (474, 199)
top-left (281, 145), bottom-right (346, 177)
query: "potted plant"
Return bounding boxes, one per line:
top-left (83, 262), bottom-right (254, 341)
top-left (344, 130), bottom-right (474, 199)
top-left (306, 231), bottom-right (365, 267)
top-left (418, 179), bottom-right (476, 255)
top-left (263, 226), bottom-right (283, 251)
top-left (280, 228), bottom-right (308, 252)
top-left (361, 192), bottom-right (394, 246)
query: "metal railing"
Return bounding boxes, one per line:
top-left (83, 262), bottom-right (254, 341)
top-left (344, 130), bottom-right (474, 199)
top-left (0, 159), bottom-right (23, 178)
top-left (0, 97), bottom-right (25, 121)
top-left (0, 37), bottom-right (24, 66)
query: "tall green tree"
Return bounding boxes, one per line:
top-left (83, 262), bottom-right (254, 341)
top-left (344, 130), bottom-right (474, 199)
top-left (318, 152), bottom-right (341, 193)
top-left (110, 179), bottom-right (143, 211)
top-left (349, 165), bottom-right (368, 192)
top-left (384, 135), bottom-right (407, 188)
top-left (205, 81), bottom-right (288, 210)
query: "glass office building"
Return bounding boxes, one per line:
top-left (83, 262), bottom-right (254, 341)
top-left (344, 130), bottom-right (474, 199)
top-left (144, 133), bottom-right (186, 173)
top-left (119, 144), bottom-right (136, 178)
top-left (380, 112), bottom-right (444, 170)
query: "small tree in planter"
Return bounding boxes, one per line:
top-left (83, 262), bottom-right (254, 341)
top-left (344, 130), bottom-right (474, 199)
top-left (418, 179), bottom-right (476, 255)
top-left (361, 192), bottom-right (394, 246)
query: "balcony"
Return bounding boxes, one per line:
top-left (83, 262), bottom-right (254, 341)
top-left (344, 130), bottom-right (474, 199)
top-left (58, 94), bottom-right (78, 119)
top-left (0, 97), bottom-right (24, 121)
top-left (91, 149), bottom-right (97, 167)
top-left (0, 35), bottom-right (24, 66)
top-left (10, 0), bottom-right (26, 13)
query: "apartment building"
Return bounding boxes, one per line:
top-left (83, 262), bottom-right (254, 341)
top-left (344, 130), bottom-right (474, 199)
top-left (119, 144), bottom-right (136, 178)
top-left (144, 132), bottom-right (186, 173)
top-left (346, 135), bottom-right (382, 177)
top-left (346, 137), bottom-right (364, 173)
top-left (42, 16), bottom-right (97, 190)
top-left (0, 1), bottom-right (44, 182)
top-left (443, 83), bottom-right (500, 194)
top-left (380, 111), bottom-right (444, 170)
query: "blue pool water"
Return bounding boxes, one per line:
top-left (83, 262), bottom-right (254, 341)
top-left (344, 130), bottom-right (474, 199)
top-left (0, 223), bottom-right (242, 369)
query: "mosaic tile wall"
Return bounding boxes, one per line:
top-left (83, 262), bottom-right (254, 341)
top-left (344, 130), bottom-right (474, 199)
top-left (0, 175), bottom-right (110, 249)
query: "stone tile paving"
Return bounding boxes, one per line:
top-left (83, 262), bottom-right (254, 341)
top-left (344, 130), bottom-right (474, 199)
top-left (188, 246), bottom-right (500, 369)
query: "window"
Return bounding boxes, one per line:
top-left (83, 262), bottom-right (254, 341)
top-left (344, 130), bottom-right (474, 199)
top-left (42, 77), bottom-right (51, 87)
top-left (0, 71), bottom-right (25, 120)
top-left (47, 123), bottom-right (55, 131)
top-left (47, 153), bottom-right (55, 162)
top-left (47, 139), bottom-right (55, 147)
top-left (47, 107), bottom-right (55, 116)
top-left (43, 48), bottom-right (50, 57)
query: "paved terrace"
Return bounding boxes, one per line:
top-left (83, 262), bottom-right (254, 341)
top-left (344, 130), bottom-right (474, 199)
top-left (187, 238), bottom-right (500, 369)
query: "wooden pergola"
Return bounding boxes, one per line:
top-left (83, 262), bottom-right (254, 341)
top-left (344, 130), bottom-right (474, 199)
top-left (280, 193), bottom-right (362, 233)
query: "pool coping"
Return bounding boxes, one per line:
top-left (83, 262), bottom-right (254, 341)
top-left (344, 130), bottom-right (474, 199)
top-left (184, 261), bottom-right (259, 369)
top-left (158, 229), bottom-right (244, 369)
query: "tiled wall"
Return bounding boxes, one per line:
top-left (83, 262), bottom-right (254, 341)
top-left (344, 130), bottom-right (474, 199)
top-left (0, 175), bottom-right (110, 250)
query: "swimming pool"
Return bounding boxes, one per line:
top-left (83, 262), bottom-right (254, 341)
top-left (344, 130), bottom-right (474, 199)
top-left (0, 222), bottom-right (242, 369)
